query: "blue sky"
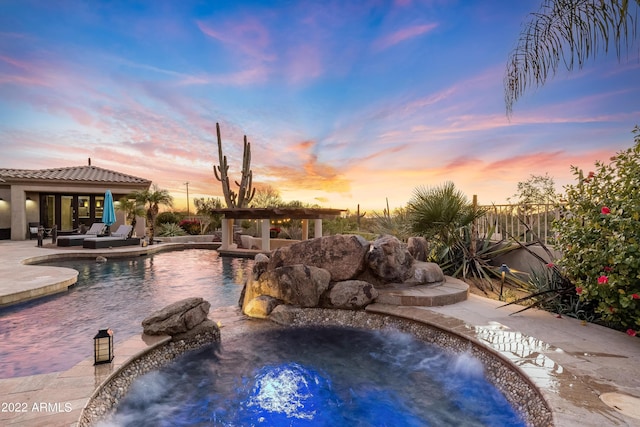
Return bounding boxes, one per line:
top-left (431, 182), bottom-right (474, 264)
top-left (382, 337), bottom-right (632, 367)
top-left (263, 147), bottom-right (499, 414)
top-left (1, 0), bottom-right (638, 211)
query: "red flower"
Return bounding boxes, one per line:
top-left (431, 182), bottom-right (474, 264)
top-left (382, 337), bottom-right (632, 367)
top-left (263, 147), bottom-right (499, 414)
top-left (546, 262), bottom-right (555, 268)
top-left (632, 293), bottom-right (639, 300)
top-left (603, 266), bottom-right (612, 272)
top-left (597, 275), bottom-right (609, 285)
top-left (601, 206), bottom-right (611, 214)
top-left (587, 171), bottom-right (595, 179)
top-left (609, 306), bottom-right (615, 313)
top-left (576, 287), bottom-right (583, 295)
top-left (627, 329), bottom-right (637, 337)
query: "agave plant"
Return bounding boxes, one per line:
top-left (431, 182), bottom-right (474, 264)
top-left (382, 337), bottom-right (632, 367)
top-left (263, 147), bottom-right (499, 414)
top-left (436, 224), bottom-right (529, 294)
top-left (158, 222), bottom-right (187, 237)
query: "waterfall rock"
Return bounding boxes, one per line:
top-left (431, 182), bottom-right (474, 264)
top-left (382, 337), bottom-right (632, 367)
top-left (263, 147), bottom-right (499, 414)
top-left (249, 264), bottom-right (331, 307)
top-left (268, 234), bottom-right (369, 281)
top-left (366, 235), bottom-right (414, 283)
top-left (407, 236), bottom-right (429, 262)
top-left (321, 280), bottom-right (379, 309)
top-left (142, 297), bottom-right (211, 336)
top-left (252, 253), bottom-right (270, 280)
top-left (244, 295), bottom-right (282, 319)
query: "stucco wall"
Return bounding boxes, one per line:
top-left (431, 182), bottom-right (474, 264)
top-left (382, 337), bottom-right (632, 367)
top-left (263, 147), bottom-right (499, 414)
top-left (491, 243), bottom-right (562, 274)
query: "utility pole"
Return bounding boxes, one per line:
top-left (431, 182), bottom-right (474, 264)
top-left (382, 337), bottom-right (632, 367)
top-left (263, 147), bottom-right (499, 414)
top-left (184, 182), bottom-right (190, 217)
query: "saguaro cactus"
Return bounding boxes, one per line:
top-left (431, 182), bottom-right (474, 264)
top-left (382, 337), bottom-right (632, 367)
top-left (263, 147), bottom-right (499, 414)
top-left (213, 122), bottom-right (256, 208)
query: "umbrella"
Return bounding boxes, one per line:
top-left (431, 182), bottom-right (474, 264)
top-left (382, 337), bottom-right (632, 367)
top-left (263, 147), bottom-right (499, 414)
top-left (102, 190), bottom-right (116, 235)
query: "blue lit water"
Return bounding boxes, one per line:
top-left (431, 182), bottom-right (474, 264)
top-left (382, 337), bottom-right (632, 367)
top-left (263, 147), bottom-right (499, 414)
top-left (0, 250), bottom-right (252, 378)
top-left (100, 327), bottom-right (526, 427)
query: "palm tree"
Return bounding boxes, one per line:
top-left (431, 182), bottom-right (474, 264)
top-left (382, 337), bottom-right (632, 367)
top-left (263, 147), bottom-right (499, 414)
top-left (407, 182), bottom-right (486, 246)
top-left (130, 185), bottom-right (174, 245)
top-left (505, 0), bottom-right (639, 116)
top-left (116, 197), bottom-right (145, 238)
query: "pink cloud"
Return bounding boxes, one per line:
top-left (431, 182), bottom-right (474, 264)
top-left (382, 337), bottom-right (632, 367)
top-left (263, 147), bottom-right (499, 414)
top-left (373, 23), bottom-right (438, 51)
top-left (177, 66), bottom-right (270, 86)
top-left (285, 43), bottom-right (324, 84)
top-left (197, 19), bottom-right (275, 63)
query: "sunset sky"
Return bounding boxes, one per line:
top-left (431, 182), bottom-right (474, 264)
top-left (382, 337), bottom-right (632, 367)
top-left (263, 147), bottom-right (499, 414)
top-left (1, 0), bottom-right (638, 212)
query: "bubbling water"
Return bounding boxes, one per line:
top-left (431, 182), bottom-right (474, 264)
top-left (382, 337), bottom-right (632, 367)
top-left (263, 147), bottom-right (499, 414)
top-left (99, 326), bottom-right (526, 427)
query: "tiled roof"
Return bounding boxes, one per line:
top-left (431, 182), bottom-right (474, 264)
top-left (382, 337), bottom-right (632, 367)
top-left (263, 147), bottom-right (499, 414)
top-left (0, 166), bottom-right (151, 185)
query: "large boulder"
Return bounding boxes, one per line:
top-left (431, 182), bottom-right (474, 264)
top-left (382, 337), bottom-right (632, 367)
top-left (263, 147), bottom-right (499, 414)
top-left (248, 264), bottom-right (331, 308)
top-left (142, 297), bottom-right (211, 336)
top-left (407, 236), bottom-right (429, 262)
top-left (321, 280), bottom-right (379, 309)
top-left (365, 235), bottom-right (414, 283)
top-left (252, 253), bottom-right (270, 280)
top-left (410, 261), bottom-right (445, 285)
top-left (268, 234), bottom-right (369, 281)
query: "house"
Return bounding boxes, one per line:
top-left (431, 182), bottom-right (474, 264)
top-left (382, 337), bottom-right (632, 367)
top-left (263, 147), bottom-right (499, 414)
top-left (0, 163), bottom-right (152, 240)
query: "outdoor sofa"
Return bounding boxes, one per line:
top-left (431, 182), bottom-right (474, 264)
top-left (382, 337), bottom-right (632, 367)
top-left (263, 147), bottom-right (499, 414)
top-left (82, 225), bottom-right (140, 249)
top-left (56, 223), bottom-right (106, 247)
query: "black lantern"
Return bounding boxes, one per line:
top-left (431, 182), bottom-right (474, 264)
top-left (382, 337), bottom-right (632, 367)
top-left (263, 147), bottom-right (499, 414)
top-left (94, 329), bottom-right (114, 365)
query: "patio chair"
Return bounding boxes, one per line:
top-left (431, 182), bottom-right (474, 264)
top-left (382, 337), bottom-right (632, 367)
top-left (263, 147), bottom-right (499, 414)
top-left (28, 222), bottom-right (40, 240)
top-left (56, 223), bottom-right (106, 247)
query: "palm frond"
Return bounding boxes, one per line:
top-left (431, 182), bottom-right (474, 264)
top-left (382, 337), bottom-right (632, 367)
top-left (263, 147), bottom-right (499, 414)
top-left (505, 0), bottom-right (638, 116)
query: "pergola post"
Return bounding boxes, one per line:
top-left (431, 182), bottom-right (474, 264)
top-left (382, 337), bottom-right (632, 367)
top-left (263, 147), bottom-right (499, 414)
top-left (314, 218), bottom-right (322, 238)
top-left (261, 219), bottom-right (271, 251)
top-left (220, 218), bottom-right (229, 250)
top-left (301, 219), bottom-right (309, 240)
top-left (221, 218), bottom-right (236, 250)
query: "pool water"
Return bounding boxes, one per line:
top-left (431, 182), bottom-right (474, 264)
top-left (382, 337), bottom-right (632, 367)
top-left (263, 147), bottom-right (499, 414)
top-left (0, 250), bottom-right (252, 379)
top-left (99, 327), bottom-right (526, 427)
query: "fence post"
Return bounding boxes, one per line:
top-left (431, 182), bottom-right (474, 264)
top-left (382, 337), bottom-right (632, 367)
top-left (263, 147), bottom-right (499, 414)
top-left (470, 195), bottom-right (477, 257)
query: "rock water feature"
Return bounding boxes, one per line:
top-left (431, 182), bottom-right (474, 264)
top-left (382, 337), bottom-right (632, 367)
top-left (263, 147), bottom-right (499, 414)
top-left (81, 235), bottom-right (552, 426)
top-left (242, 234), bottom-right (447, 318)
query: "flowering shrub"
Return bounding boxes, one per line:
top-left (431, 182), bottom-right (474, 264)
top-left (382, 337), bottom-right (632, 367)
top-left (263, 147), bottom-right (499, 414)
top-left (554, 127), bottom-right (640, 334)
top-left (179, 219), bottom-right (201, 235)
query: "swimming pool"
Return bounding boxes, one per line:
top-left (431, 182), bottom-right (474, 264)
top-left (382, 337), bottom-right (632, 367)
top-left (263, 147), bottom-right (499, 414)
top-left (0, 250), bottom-right (252, 379)
top-left (98, 326), bottom-right (526, 426)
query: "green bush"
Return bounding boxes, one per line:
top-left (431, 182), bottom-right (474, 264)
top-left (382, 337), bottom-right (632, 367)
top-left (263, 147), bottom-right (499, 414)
top-left (555, 127), bottom-right (640, 335)
top-left (156, 211), bottom-right (183, 226)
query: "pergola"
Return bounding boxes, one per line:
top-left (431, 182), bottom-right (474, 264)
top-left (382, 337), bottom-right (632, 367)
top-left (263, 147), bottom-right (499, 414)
top-left (210, 207), bottom-right (345, 251)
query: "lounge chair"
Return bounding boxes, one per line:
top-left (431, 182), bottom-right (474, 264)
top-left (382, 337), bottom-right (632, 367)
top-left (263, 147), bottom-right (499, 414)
top-left (57, 223), bottom-right (106, 247)
top-left (82, 225), bottom-right (140, 249)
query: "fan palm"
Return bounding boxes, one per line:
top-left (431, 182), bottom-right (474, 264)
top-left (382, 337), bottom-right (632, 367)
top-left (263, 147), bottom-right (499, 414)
top-left (407, 182), bottom-right (486, 247)
top-left (116, 197), bottom-right (145, 238)
top-left (129, 185), bottom-right (174, 245)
